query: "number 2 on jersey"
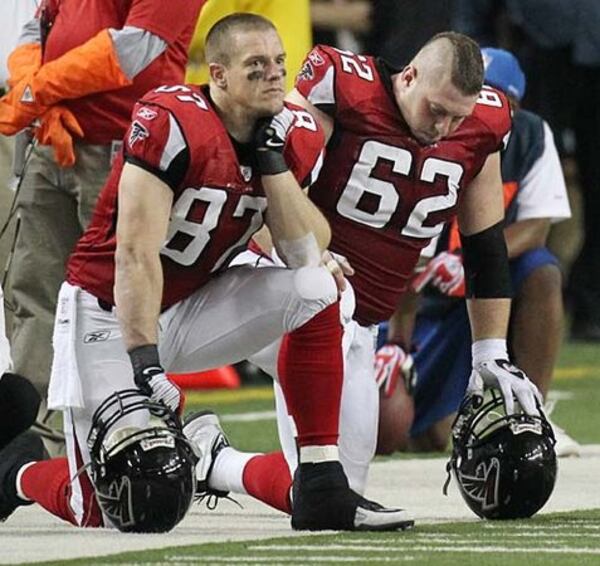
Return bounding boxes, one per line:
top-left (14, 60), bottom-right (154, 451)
top-left (336, 140), bottom-right (464, 239)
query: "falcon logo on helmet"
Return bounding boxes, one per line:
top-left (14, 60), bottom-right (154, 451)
top-left (457, 457), bottom-right (500, 512)
top-left (96, 476), bottom-right (135, 529)
top-left (444, 391), bottom-right (557, 520)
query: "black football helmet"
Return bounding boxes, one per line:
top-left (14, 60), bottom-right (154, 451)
top-left (87, 389), bottom-right (197, 533)
top-left (445, 390), bottom-right (557, 520)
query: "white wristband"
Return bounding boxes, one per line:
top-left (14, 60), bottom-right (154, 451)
top-left (472, 339), bottom-right (508, 366)
top-left (277, 232), bottom-right (321, 268)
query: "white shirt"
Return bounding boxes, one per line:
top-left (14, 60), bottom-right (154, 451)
top-left (0, 0), bottom-right (38, 88)
top-left (515, 121), bottom-right (572, 223)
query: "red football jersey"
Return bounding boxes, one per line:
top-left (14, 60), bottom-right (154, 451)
top-left (41, 0), bottom-right (205, 143)
top-left (67, 84), bottom-right (325, 308)
top-left (295, 45), bottom-right (511, 326)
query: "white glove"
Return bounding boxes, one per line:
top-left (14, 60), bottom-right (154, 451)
top-left (374, 344), bottom-right (416, 397)
top-left (129, 345), bottom-right (184, 414)
top-left (467, 359), bottom-right (542, 416)
top-left (143, 370), bottom-right (183, 413)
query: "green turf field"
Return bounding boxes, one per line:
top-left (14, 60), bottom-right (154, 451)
top-left (34, 509), bottom-right (600, 565)
top-left (22, 340), bottom-right (598, 566)
top-left (184, 341), bottom-right (600, 454)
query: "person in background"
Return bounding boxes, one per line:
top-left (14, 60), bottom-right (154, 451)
top-left (0, 0), bottom-right (44, 454)
top-left (376, 47), bottom-right (579, 457)
top-left (0, 0), bottom-right (38, 271)
top-left (453, 0), bottom-right (600, 342)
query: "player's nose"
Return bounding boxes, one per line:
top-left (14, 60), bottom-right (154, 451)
top-left (264, 60), bottom-right (285, 81)
top-left (434, 116), bottom-right (453, 138)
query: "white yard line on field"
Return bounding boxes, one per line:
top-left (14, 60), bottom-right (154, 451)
top-left (3, 453), bottom-right (600, 564)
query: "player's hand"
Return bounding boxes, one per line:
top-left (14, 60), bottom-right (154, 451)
top-left (129, 345), bottom-right (184, 414)
top-left (411, 251), bottom-right (465, 297)
top-left (321, 249), bottom-right (355, 292)
top-left (253, 107), bottom-right (294, 175)
top-left (375, 344), bottom-right (416, 398)
top-left (35, 105), bottom-right (83, 167)
top-left (467, 359), bottom-right (542, 416)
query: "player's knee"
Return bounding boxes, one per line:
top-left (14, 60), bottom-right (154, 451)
top-left (376, 384), bottom-right (414, 455)
top-left (292, 266), bottom-right (338, 304)
top-left (520, 264), bottom-right (562, 300)
top-left (285, 266), bottom-right (338, 330)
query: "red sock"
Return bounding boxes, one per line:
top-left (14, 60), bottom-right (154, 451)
top-left (20, 458), bottom-right (103, 527)
top-left (242, 452), bottom-right (292, 514)
top-left (278, 302), bottom-right (343, 447)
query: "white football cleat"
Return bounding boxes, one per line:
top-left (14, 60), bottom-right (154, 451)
top-left (183, 410), bottom-right (231, 501)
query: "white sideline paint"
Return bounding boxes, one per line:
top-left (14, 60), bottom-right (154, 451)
top-left (168, 557), bottom-right (415, 563)
top-left (221, 410), bottom-right (276, 423)
top-left (252, 544), bottom-right (600, 555)
top-left (3, 454), bottom-right (600, 564)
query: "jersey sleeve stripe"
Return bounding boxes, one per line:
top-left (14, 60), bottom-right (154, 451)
top-left (307, 66), bottom-right (336, 108)
top-left (160, 112), bottom-right (187, 171)
top-left (302, 149), bottom-right (325, 188)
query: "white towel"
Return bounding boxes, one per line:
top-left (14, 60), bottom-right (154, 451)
top-left (48, 282), bottom-right (84, 410)
top-left (0, 284), bottom-right (13, 376)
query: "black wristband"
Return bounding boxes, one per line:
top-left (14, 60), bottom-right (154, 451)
top-left (128, 344), bottom-right (161, 380)
top-left (461, 221), bottom-right (513, 299)
top-left (255, 151), bottom-right (288, 176)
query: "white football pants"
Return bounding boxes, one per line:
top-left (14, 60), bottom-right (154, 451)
top-left (48, 264), bottom-right (338, 525)
top-left (235, 251), bottom-right (380, 495)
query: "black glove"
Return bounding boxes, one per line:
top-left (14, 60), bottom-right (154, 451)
top-left (253, 107), bottom-right (295, 175)
top-left (129, 344), bottom-right (182, 413)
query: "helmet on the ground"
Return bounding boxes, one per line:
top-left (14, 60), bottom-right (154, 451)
top-left (446, 390), bottom-right (557, 519)
top-left (87, 389), bottom-right (197, 532)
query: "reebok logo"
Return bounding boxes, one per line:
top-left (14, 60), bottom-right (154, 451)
top-left (136, 106), bottom-right (158, 121)
top-left (84, 331), bottom-right (111, 343)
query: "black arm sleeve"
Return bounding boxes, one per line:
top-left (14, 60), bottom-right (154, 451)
top-left (461, 220), bottom-right (512, 299)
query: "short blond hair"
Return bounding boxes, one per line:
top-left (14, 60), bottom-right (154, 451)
top-left (205, 13), bottom-right (277, 66)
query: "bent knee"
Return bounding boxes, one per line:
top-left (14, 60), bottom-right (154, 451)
top-left (376, 386), bottom-right (414, 455)
top-left (283, 266), bottom-right (339, 331)
top-left (292, 266), bottom-right (338, 303)
top-left (521, 264), bottom-right (562, 297)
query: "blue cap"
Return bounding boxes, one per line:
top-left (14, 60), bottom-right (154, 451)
top-left (481, 47), bottom-right (526, 102)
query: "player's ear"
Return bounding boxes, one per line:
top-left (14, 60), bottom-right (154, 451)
top-left (401, 64), bottom-right (417, 87)
top-left (209, 62), bottom-right (227, 88)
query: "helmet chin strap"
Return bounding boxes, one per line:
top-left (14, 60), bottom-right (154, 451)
top-left (442, 460), bottom-right (453, 496)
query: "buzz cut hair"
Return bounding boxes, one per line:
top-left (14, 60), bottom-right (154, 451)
top-left (205, 12), bottom-right (277, 67)
top-left (423, 31), bottom-right (484, 95)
